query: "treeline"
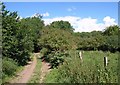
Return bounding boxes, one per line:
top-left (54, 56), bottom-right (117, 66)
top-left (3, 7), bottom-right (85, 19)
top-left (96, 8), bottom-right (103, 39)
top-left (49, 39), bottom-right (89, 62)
top-left (76, 25), bottom-right (119, 52)
top-left (1, 3), bottom-right (119, 82)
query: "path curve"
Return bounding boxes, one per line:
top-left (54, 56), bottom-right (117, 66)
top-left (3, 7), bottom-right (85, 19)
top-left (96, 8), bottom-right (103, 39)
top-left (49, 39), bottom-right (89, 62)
top-left (10, 53), bottom-right (38, 83)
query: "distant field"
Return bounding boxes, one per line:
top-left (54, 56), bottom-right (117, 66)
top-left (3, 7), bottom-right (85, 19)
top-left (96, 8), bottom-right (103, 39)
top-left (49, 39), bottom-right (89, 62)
top-left (44, 50), bottom-right (118, 83)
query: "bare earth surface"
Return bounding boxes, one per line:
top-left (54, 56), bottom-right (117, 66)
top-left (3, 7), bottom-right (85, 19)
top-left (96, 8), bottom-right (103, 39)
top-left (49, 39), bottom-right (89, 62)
top-left (10, 53), bottom-right (37, 83)
top-left (10, 53), bottom-right (51, 84)
top-left (39, 61), bottom-right (51, 83)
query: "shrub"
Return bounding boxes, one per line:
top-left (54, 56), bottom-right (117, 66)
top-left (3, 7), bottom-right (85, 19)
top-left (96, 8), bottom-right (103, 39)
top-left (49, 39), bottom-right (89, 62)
top-left (46, 51), bottom-right (69, 68)
top-left (40, 48), bottom-right (48, 56)
top-left (2, 58), bottom-right (18, 77)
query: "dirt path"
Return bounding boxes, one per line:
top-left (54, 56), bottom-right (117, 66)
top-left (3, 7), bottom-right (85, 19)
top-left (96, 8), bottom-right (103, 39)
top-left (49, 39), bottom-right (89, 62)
top-left (39, 61), bottom-right (51, 83)
top-left (10, 53), bottom-right (38, 83)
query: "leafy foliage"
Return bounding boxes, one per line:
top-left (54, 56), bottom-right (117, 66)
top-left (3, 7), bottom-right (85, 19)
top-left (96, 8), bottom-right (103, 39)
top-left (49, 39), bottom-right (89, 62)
top-left (2, 58), bottom-right (18, 77)
top-left (49, 20), bottom-right (74, 32)
top-left (103, 25), bottom-right (119, 36)
top-left (2, 4), bottom-right (44, 65)
top-left (77, 26), bottom-right (119, 52)
top-left (39, 28), bottom-right (77, 67)
top-left (2, 5), bottom-right (24, 64)
top-left (39, 28), bottom-right (76, 51)
top-left (20, 17), bottom-right (44, 52)
top-left (2, 58), bottom-right (18, 83)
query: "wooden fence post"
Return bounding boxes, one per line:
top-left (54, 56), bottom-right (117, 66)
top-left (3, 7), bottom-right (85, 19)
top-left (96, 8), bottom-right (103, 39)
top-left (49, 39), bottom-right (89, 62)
top-left (79, 51), bottom-right (83, 61)
top-left (104, 57), bottom-right (108, 67)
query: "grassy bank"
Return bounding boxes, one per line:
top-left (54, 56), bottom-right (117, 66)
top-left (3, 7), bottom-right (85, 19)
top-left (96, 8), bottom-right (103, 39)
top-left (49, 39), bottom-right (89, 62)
top-left (2, 58), bottom-right (23, 84)
top-left (44, 50), bottom-right (118, 83)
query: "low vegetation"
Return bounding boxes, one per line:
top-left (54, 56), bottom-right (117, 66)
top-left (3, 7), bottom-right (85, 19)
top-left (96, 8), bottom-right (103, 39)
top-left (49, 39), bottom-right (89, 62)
top-left (2, 58), bottom-right (23, 84)
top-left (44, 50), bottom-right (118, 83)
top-left (28, 57), bottom-right (42, 84)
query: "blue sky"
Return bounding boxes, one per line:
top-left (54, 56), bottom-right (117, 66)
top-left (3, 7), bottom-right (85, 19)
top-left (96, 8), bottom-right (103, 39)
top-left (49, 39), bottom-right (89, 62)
top-left (4, 2), bottom-right (118, 32)
top-left (2, 0), bottom-right (120, 2)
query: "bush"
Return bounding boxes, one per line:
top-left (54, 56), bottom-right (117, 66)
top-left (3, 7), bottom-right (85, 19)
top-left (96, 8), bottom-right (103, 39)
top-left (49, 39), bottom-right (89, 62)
top-left (46, 51), bottom-right (69, 68)
top-left (40, 48), bottom-right (48, 56)
top-left (2, 58), bottom-right (18, 77)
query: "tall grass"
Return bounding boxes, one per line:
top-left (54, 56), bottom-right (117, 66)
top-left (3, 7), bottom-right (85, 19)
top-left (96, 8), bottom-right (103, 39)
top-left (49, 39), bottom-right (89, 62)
top-left (44, 50), bottom-right (118, 83)
top-left (44, 68), bottom-right (59, 83)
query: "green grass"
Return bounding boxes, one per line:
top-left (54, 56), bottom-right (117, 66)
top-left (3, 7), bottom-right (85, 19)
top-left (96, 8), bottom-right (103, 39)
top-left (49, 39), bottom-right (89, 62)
top-left (44, 50), bottom-right (118, 83)
top-left (28, 57), bottom-right (42, 84)
top-left (76, 51), bottom-right (118, 83)
top-left (2, 66), bottom-right (23, 84)
top-left (44, 68), bottom-right (59, 83)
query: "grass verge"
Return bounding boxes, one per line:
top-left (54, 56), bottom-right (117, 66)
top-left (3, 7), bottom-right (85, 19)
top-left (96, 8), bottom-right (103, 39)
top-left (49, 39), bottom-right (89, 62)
top-left (28, 57), bottom-right (42, 84)
top-left (44, 68), bottom-right (58, 83)
top-left (43, 50), bottom-right (118, 83)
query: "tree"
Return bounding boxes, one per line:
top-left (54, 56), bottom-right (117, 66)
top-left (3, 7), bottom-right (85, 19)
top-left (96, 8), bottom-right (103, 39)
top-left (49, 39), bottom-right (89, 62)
top-left (2, 4), bottom-right (44, 65)
top-left (20, 17), bottom-right (44, 52)
top-left (49, 20), bottom-right (74, 32)
top-left (39, 28), bottom-right (76, 51)
top-left (39, 28), bottom-right (77, 67)
top-left (103, 25), bottom-right (119, 36)
top-left (2, 4), bottom-right (20, 60)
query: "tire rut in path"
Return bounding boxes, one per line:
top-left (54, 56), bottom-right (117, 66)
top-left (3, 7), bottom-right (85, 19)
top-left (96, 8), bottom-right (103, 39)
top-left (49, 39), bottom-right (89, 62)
top-left (10, 53), bottom-right (38, 83)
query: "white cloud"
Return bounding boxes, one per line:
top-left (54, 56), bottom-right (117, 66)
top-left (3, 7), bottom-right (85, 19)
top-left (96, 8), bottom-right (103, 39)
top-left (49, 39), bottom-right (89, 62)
top-left (67, 7), bottom-right (76, 12)
top-left (30, 13), bottom-right (40, 18)
top-left (30, 12), bottom-right (49, 18)
top-left (41, 12), bottom-right (49, 17)
top-left (103, 16), bottom-right (117, 27)
top-left (43, 16), bottom-right (117, 32)
top-left (19, 16), bottom-right (23, 19)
